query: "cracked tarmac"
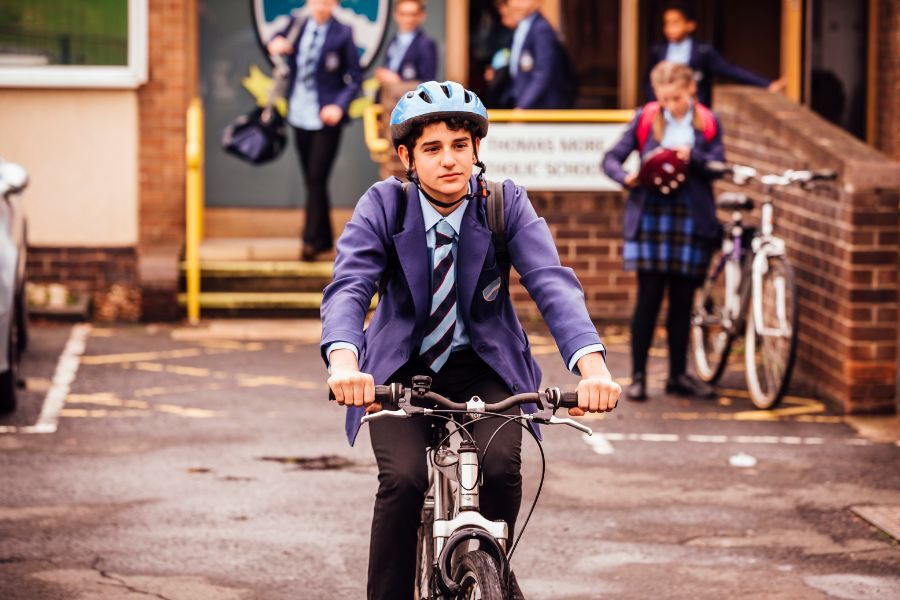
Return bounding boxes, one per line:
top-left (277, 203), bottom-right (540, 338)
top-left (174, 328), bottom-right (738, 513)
top-left (0, 321), bottom-right (898, 599)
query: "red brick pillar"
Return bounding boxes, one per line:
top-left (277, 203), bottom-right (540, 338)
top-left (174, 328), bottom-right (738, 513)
top-left (137, 0), bottom-right (198, 320)
top-left (714, 86), bottom-right (900, 414)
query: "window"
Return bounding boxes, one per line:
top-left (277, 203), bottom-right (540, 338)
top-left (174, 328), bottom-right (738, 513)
top-left (0, 0), bottom-right (147, 88)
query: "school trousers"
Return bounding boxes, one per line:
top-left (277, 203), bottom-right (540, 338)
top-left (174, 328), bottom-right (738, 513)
top-left (293, 125), bottom-right (342, 253)
top-left (367, 349), bottom-right (523, 600)
top-left (631, 270), bottom-right (702, 377)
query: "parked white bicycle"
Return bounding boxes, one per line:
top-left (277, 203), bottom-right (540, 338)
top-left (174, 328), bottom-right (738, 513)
top-left (691, 162), bottom-right (836, 409)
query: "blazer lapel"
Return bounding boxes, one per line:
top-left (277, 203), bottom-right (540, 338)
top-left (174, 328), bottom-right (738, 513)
top-left (316, 18), bottom-right (337, 70)
top-left (393, 183), bottom-right (429, 329)
top-left (456, 182), bottom-right (491, 326)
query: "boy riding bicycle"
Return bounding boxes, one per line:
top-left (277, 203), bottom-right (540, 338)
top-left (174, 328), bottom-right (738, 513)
top-left (321, 81), bottom-right (620, 599)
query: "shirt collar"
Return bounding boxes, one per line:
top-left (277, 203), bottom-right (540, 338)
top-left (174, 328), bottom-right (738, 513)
top-left (663, 104), bottom-right (694, 126)
top-left (515, 12), bottom-right (538, 33)
top-left (396, 30), bottom-right (417, 45)
top-left (307, 18), bottom-right (332, 34)
top-left (668, 36), bottom-right (693, 51)
top-left (418, 182), bottom-right (472, 237)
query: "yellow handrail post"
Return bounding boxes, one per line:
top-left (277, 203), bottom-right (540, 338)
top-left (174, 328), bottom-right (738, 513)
top-left (185, 97), bottom-right (204, 325)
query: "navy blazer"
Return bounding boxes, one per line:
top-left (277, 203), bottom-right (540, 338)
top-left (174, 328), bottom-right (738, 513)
top-left (275, 16), bottom-right (362, 126)
top-left (645, 41), bottom-right (770, 106)
top-left (321, 177), bottom-right (603, 445)
top-left (601, 105), bottom-right (726, 240)
top-left (382, 30), bottom-right (437, 81)
top-left (511, 12), bottom-right (565, 109)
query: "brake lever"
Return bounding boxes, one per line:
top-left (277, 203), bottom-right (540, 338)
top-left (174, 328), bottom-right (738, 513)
top-left (360, 408), bottom-right (408, 423)
top-left (525, 411), bottom-right (593, 436)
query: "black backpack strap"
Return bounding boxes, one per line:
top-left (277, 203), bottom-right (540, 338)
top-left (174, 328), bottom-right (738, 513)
top-left (485, 179), bottom-right (510, 289)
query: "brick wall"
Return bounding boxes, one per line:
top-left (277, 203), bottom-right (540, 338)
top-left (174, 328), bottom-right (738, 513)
top-left (875, 0), bottom-right (900, 162)
top-left (714, 86), bottom-right (900, 414)
top-left (136, 0), bottom-right (198, 319)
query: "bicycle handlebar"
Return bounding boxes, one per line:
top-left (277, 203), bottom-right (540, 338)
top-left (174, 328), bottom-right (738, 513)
top-left (329, 384), bottom-right (580, 412)
top-left (706, 161), bottom-right (837, 187)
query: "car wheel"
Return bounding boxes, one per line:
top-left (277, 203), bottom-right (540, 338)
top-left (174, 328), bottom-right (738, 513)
top-left (0, 306), bottom-right (19, 413)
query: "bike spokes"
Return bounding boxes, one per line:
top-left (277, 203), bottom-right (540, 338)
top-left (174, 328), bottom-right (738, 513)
top-left (691, 251), bottom-right (734, 383)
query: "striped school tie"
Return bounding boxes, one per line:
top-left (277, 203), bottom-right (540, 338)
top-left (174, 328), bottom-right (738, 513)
top-left (301, 27), bottom-right (319, 89)
top-left (419, 219), bottom-right (457, 372)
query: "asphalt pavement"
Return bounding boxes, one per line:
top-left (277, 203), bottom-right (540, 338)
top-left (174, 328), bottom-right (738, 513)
top-left (1, 320), bottom-right (898, 599)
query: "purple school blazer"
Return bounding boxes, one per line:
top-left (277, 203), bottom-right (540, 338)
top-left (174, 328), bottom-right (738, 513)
top-left (320, 177), bottom-right (603, 445)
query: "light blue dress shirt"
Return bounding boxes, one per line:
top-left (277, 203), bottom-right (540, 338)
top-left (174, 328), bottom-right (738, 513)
top-left (327, 185), bottom-right (605, 374)
top-left (509, 12), bottom-right (537, 77)
top-left (287, 19), bottom-right (330, 130)
top-left (665, 37), bottom-right (693, 65)
top-left (387, 30), bottom-right (416, 73)
top-left (660, 105), bottom-right (696, 149)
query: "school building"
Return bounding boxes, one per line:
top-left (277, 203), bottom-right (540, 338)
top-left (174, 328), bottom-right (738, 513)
top-left (0, 0), bottom-right (898, 414)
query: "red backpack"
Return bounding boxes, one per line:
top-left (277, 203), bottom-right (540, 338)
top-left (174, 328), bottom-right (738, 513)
top-left (635, 101), bottom-right (717, 151)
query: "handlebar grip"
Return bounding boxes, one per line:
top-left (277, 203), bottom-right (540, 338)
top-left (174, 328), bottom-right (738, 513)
top-left (559, 391), bottom-right (580, 409)
top-left (812, 169), bottom-right (837, 181)
top-left (704, 160), bottom-right (729, 174)
top-left (328, 384), bottom-right (396, 402)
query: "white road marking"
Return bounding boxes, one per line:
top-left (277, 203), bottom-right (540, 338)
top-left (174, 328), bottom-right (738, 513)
top-left (0, 323), bottom-right (91, 435)
top-left (582, 432), bottom-right (615, 455)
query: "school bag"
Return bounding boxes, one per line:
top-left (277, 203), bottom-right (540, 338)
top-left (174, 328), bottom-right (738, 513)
top-left (379, 180), bottom-right (509, 296)
top-left (635, 101), bottom-right (717, 151)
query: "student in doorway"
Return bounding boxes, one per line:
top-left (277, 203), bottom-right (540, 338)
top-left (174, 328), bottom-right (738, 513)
top-left (375, 0), bottom-right (438, 86)
top-left (603, 61), bottom-right (724, 401)
top-left (645, 1), bottom-right (785, 107)
top-left (267, 0), bottom-right (362, 262)
top-left (505, 0), bottom-right (568, 109)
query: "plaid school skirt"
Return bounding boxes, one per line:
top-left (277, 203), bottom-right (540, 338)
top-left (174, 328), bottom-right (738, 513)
top-left (623, 189), bottom-right (714, 277)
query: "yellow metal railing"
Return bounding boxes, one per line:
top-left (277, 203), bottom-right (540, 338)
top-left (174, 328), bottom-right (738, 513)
top-left (362, 108), bottom-right (635, 161)
top-left (185, 97), bottom-right (204, 325)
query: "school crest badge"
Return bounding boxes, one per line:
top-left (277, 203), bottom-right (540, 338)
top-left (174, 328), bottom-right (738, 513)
top-left (253, 0), bottom-right (391, 69)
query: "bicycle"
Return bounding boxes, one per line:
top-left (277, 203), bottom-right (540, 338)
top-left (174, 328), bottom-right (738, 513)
top-left (352, 376), bottom-right (589, 599)
top-left (690, 163), bottom-right (836, 409)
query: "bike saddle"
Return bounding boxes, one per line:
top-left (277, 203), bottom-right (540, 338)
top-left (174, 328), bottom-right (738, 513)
top-left (716, 192), bottom-right (754, 211)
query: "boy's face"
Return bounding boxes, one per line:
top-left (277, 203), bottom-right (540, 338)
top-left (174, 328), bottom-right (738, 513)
top-left (399, 121), bottom-right (479, 205)
top-left (394, 1), bottom-right (425, 33)
top-left (662, 9), bottom-right (696, 43)
top-left (654, 81), bottom-right (696, 119)
top-left (308, 0), bottom-right (337, 23)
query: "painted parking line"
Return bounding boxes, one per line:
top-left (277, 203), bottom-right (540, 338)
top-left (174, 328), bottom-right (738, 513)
top-left (0, 323), bottom-right (91, 435)
top-left (581, 430), bottom-right (878, 455)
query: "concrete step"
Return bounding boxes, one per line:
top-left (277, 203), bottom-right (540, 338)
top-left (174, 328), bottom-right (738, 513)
top-left (180, 260), bottom-right (334, 294)
top-left (198, 238), bottom-right (336, 262)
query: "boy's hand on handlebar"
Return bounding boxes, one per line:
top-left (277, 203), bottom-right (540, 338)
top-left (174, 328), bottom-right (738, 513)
top-left (570, 374), bottom-right (621, 415)
top-left (327, 348), bottom-right (379, 411)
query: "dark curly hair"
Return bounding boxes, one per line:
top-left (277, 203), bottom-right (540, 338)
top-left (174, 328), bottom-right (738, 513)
top-left (394, 114), bottom-right (484, 153)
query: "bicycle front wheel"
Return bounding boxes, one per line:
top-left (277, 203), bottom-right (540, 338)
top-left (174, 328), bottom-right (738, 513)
top-left (453, 550), bottom-right (505, 600)
top-left (691, 251), bottom-right (734, 383)
top-left (414, 503), bottom-right (434, 600)
top-left (745, 255), bottom-right (799, 409)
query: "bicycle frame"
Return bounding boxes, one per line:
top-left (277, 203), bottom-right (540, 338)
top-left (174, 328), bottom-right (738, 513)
top-left (749, 188), bottom-right (792, 339)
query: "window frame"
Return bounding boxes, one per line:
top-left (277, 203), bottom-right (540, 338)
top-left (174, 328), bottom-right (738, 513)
top-left (0, 0), bottom-right (148, 89)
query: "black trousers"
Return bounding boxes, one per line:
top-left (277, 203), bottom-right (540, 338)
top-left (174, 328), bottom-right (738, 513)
top-left (367, 350), bottom-right (523, 600)
top-left (293, 126), bottom-right (342, 252)
top-left (631, 271), bottom-right (702, 378)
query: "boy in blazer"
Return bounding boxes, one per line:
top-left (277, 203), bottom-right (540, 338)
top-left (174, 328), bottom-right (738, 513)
top-left (645, 1), bottom-right (785, 107)
top-left (375, 0), bottom-right (438, 85)
top-left (322, 81), bottom-right (620, 599)
top-left (505, 0), bottom-right (567, 109)
top-left (267, 0), bottom-right (362, 261)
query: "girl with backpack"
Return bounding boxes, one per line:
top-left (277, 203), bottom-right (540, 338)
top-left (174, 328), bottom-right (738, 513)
top-left (602, 61), bottom-right (725, 402)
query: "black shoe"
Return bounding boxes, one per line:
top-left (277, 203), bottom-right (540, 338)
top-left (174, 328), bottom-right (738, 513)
top-left (508, 571), bottom-right (526, 600)
top-left (300, 246), bottom-right (317, 262)
top-left (665, 373), bottom-right (714, 398)
top-left (627, 372), bottom-right (647, 401)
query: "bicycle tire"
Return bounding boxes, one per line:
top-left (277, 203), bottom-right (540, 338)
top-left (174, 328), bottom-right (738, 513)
top-left (691, 251), bottom-right (734, 383)
top-left (453, 550), bottom-right (505, 600)
top-left (745, 255), bottom-right (799, 409)
top-left (414, 504), bottom-right (434, 600)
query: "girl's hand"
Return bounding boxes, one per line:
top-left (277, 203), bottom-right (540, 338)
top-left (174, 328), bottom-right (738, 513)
top-left (624, 172), bottom-right (639, 189)
top-left (675, 146), bottom-right (691, 163)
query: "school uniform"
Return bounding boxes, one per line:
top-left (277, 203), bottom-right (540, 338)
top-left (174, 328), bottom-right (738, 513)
top-left (320, 176), bottom-right (604, 598)
top-left (645, 38), bottom-right (771, 106)
top-left (509, 11), bottom-right (566, 109)
top-left (382, 29), bottom-right (437, 82)
top-left (273, 15), bottom-right (362, 254)
top-left (602, 103), bottom-right (724, 379)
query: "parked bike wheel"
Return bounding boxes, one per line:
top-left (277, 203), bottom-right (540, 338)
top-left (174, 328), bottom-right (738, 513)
top-left (691, 252), bottom-right (734, 383)
top-left (453, 550), bottom-right (504, 600)
top-left (414, 504), bottom-right (434, 600)
top-left (745, 255), bottom-right (798, 409)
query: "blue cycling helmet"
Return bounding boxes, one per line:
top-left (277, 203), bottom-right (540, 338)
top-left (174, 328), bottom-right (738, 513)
top-left (390, 81), bottom-right (489, 148)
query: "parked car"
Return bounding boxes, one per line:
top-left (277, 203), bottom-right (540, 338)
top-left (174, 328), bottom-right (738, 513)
top-left (0, 157), bottom-right (29, 412)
